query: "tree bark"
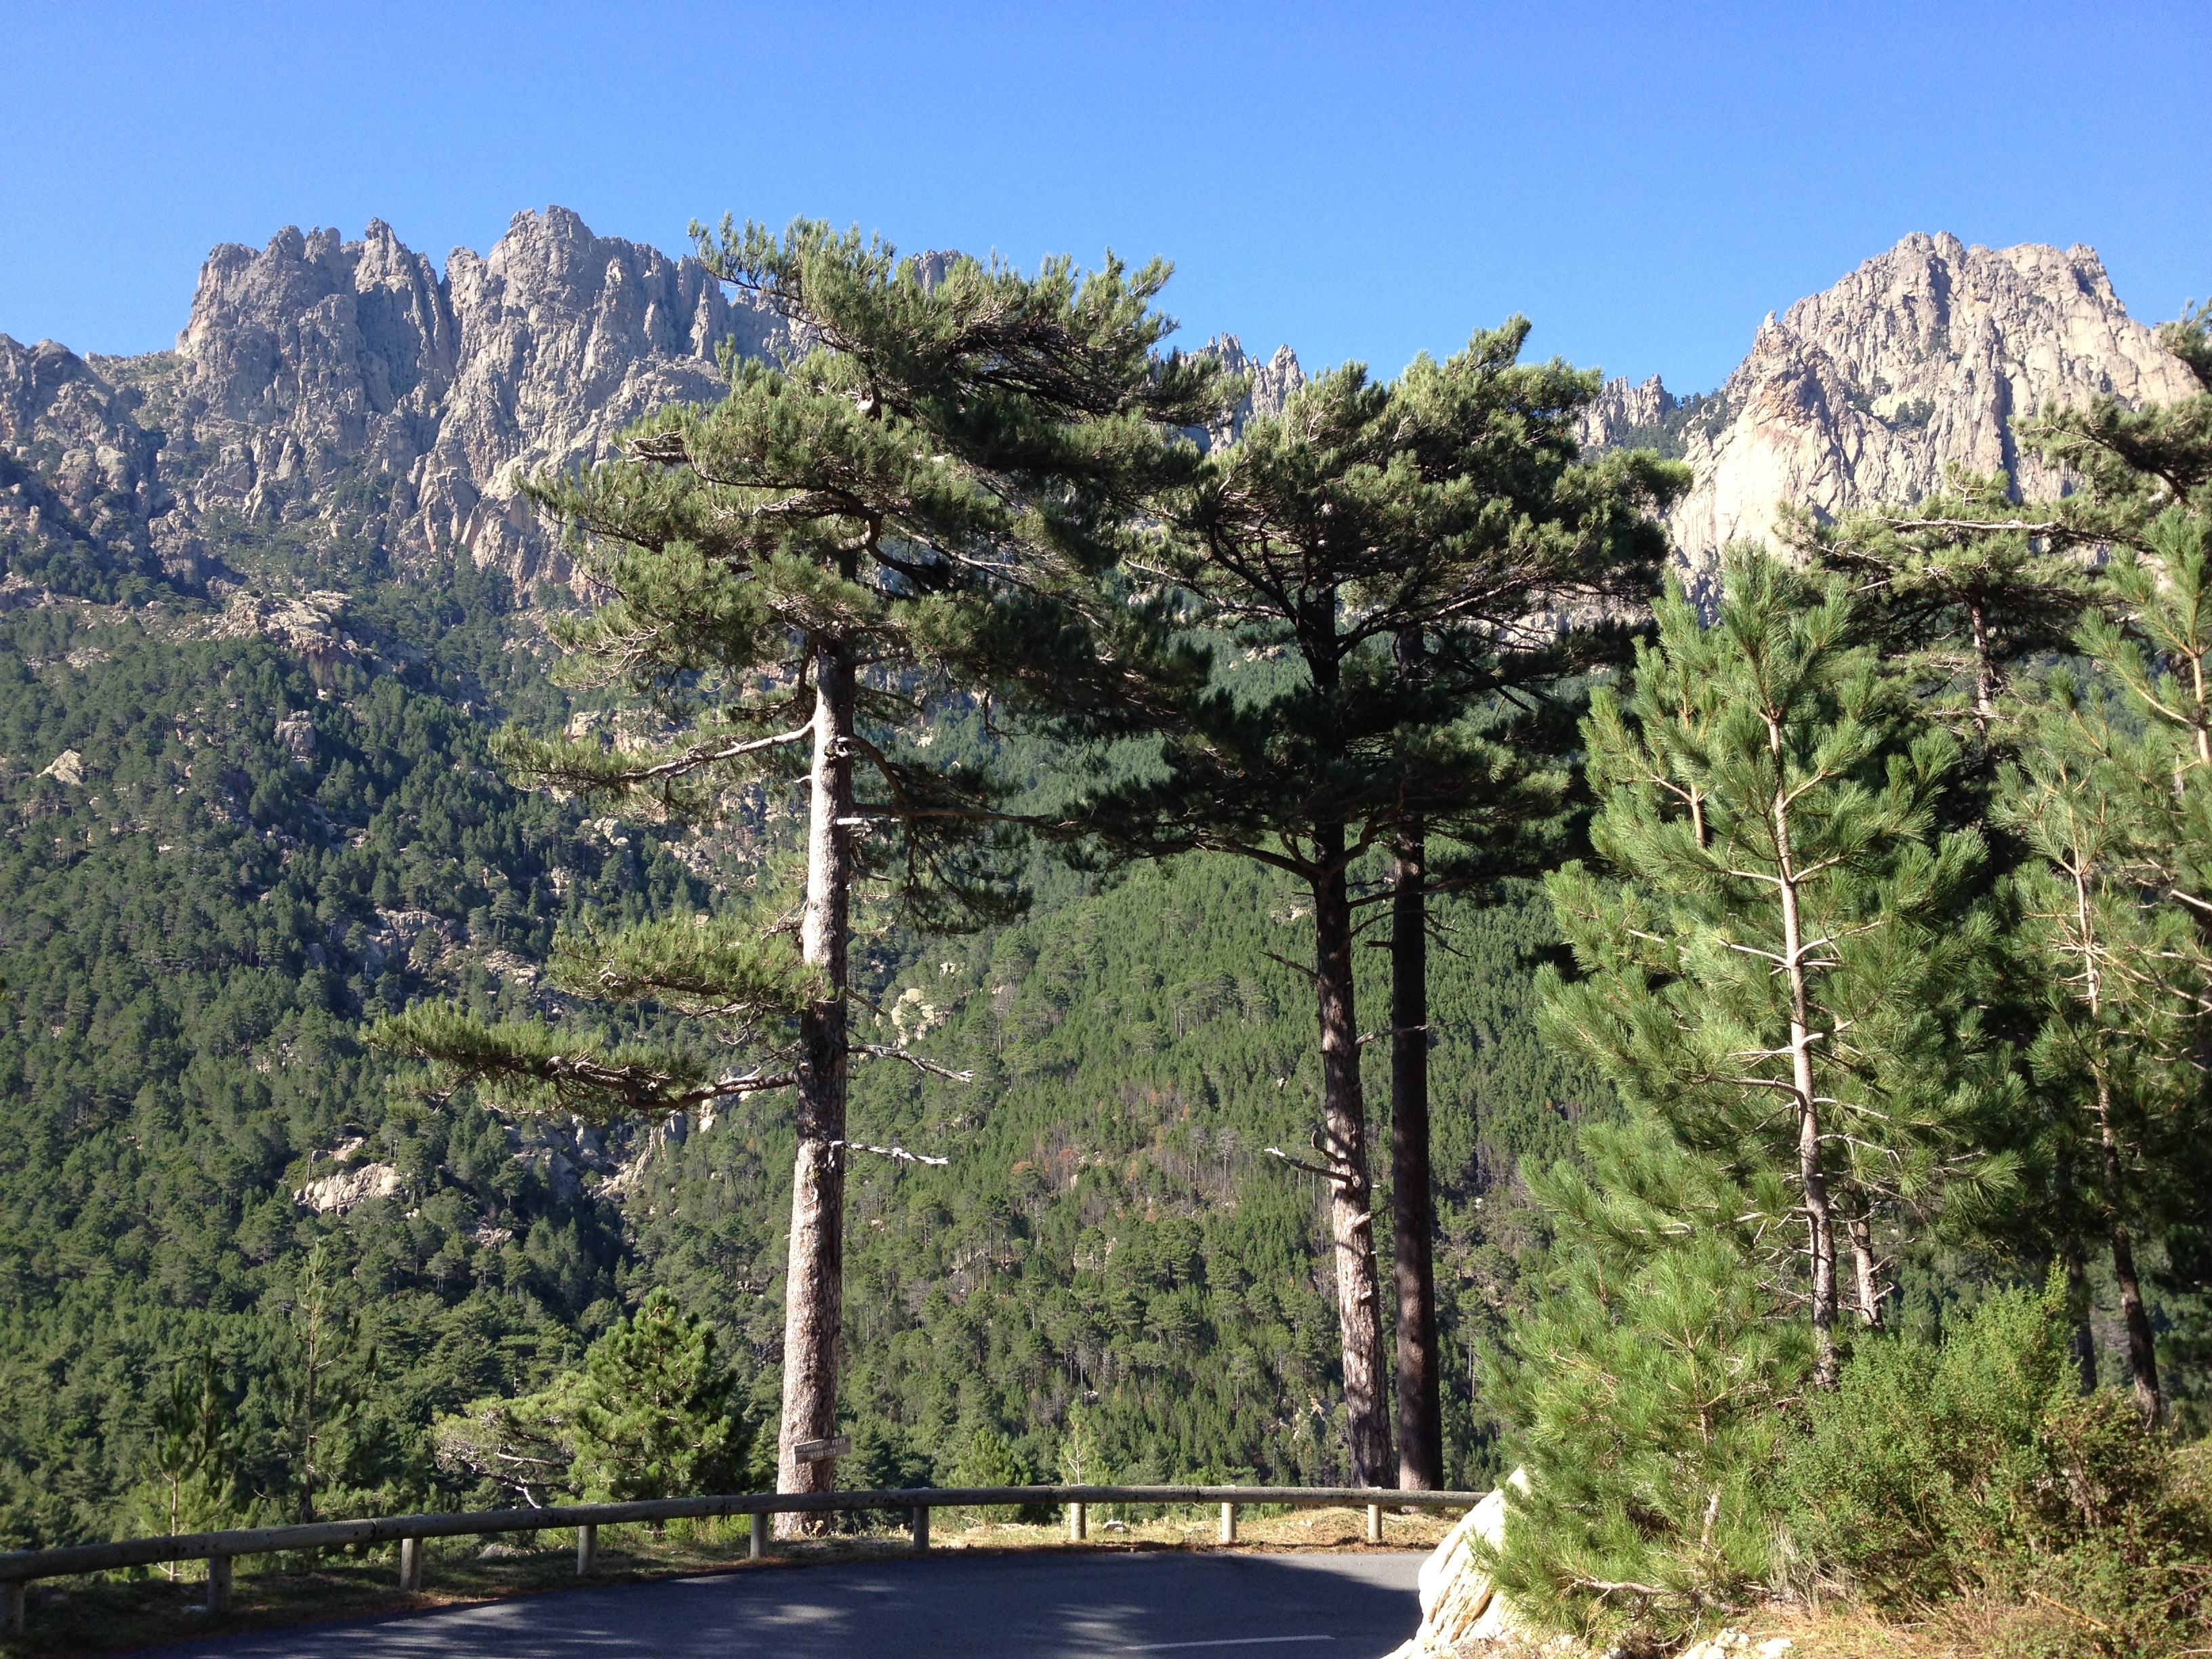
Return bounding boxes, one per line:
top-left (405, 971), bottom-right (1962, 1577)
top-left (777, 634), bottom-right (855, 1534)
top-left (2095, 1076), bottom-right (2163, 1425)
top-left (2056, 1155), bottom-right (2097, 1393)
top-left (1311, 834), bottom-right (1391, 1486)
top-left (1968, 598), bottom-right (1996, 739)
top-left (1845, 1210), bottom-right (1885, 1330)
top-left (1769, 741), bottom-right (1839, 1387)
top-left (1390, 825), bottom-right (1441, 1490)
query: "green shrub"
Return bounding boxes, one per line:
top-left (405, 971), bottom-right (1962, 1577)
top-left (1782, 1280), bottom-right (2212, 1656)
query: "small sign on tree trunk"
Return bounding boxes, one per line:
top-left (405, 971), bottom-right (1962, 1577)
top-left (793, 1435), bottom-right (851, 1465)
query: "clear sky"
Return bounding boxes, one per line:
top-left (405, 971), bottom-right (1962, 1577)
top-left (3, 1), bottom-right (2206, 394)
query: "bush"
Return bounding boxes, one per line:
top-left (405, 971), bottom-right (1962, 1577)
top-left (1782, 1280), bottom-right (2212, 1656)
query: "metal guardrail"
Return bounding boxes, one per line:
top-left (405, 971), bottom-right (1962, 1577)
top-left (0, 1483), bottom-right (1483, 1636)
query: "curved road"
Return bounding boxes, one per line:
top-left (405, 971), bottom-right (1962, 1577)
top-left (140, 1549), bottom-right (1425, 1658)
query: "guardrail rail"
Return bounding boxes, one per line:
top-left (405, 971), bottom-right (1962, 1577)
top-left (0, 1483), bottom-right (1486, 1636)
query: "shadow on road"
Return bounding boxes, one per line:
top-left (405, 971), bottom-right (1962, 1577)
top-left (134, 1549), bottom-right (1425, 1658)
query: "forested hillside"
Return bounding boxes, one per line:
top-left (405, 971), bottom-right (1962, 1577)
top-left (0, 527), bottom-right (1605, 1543)
top-left (5, 220), bottom-right (2207, 1659)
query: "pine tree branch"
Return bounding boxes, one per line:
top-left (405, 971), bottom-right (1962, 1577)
top-left (1263, 1146), bottom-right (1355, 1185)
top-left (846, 1042), bottom-right (975, 1083)
top-left (1357, 1024), bottom-right (1429, 1046)
top-left (828, 1139), bottom-right (951, 1167)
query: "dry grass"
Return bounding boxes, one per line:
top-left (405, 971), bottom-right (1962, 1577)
top-left (1637, 1593), bottom-right (2173, 1659)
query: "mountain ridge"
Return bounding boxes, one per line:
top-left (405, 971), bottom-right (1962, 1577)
top-left (1578, 230), bottom-right (2197, 578)
top-left (9, 216), bottom-right (2193, 617)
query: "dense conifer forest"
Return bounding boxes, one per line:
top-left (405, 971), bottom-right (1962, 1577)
top-left (0, 516), bottom-right (1607, 1542)
top-left (3, 233), bottom-right (2208, 1659)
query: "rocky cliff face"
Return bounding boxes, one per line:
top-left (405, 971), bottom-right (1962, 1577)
top-left (1584, 232), bottom-right (2196, 583)
top-left (2, 221), bottom-right (2192, 607)
top-left (1190, 333), bottom-right (1305, 448)
top-left (0, 333), bottom-right (173, 593)
top-left (0, 207), bottom-right (786, 594)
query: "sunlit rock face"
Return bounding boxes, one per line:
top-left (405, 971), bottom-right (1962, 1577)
top-left (1582, 232), bottom-right (2198, 587)
top-left (80, 208), bottom-right (786, 590)
top-left (9, 221), bottom-right (2193, 608)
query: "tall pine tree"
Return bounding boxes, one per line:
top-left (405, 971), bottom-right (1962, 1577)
top-left (377, 220), bottom-right (1229, 1523)
top-left (1483, 1111), bottom-right (1808, 1639)
top-left (1063, 327), bottom-right (1679, 1483)
top-left (1540, 552), bottom-right (2002, 1384)
top-left (1996, 300), bottom-right (2212, 1422)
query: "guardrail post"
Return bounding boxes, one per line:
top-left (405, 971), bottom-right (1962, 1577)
top-left (910, 1504), bottom-right (930, 1551)
top-left (3, 1579), bottom-right (23, 1637)
top-left (1219, 1502), bottom-right (1237, 1544)
top-left (207, 1554), bottom-right (233, 1612)
top-left (749, 1511), bottom-right (766, 1560)
top-left (576, 1523), bottom-right (597, 1576)
top-left (398, 1535), bottom-right (424, 1593)
top-left (1366, 1503), bottom-right (1382, 1544)
top-left (1068, 1500), bottom-right (1086, 1542)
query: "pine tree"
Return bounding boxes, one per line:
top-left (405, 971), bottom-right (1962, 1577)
top-left (1801, 470), bottom-right (2096, 743)
top-left (1064, 327), bottom-right (1679, 1484)
top-left (1994, 520), bottom-right (2212, 1427)
top-left (375, 220), bottom-right (1228, 1528)
top-left (1540, 553), bottom-right (2001, 1385)
top-left (1803, 476), bottom-right (2107, 1364)
top-left (1996, 301), bottom-right (2212, 1424)
top-left (121, 1355), bottom-right (237, 1568)
top-left (571, 1290), bottom-right (756, 1502)
top-left (1482, 1111), bottom-right (1808, 1639)
top-left (280, 1238), bottom-right (375, 1525)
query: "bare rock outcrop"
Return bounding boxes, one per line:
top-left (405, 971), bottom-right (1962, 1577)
top-left (57, 209), bottom-right (787, 593)
top-left (413, 207), bottom-right (784, 586)
top-left (167, 218), bottom-right (456, 533)
top-left (1576, 373), bottom-right (1676, 452)
top-left (1189, 333), bottom-right (1305, 448)
top-left (295, 1159), bottom-right (404, 1214)
top-left (0, 333), bottom-right (171, 576)
top-left (1587, 233), bottom-right (2198, 585)
top-left (1382, 1470), bottom-right (1534, 1656)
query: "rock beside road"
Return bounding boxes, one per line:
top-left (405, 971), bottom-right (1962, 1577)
top-left (1381, 1471), bottom-right (1796, 1659)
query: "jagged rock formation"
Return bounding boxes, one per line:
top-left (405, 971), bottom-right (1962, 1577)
top-left (4, 221), bottom-right (2193, 608)
top-left (1582, 232), bottom-right (2197, 583)
top-left (1190, 333), bottom-right (1305, 447)
top-left (1576, 373), bottom-right (1676, 449)
top-left (2, 207), bottom-right (788, 594)
top-left (0, 334), bottom-right (174, 589)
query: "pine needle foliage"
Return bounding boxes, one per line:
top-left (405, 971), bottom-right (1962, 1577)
top-left (569, 1289), bottom-right (758, 1502)
top-left (1481, 1112), bottom-right (1809, 1642)
top-left (1540, 552), bottom-right (2007, 1386)
top-left (1803, 469), bottom-right (2100, 744)
top-left (1997, 305), bottom-right (2212, 1426)
top-left (373, 221), bottom-right (1232, 1118)
top-left (1061, 322), bottom-right (1682, 1482)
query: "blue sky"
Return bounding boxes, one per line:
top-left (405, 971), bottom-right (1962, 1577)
top-left (3, 1), bottom-right (2206, 393)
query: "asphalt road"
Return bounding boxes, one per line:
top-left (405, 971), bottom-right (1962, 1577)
top-left (139, 1549), bottom-right (1426, 1658)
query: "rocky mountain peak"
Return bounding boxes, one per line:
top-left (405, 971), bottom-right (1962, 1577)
top-left (1587, 232), bottom-right (2198, 579)
top-left (42, 208), bottom-right (788, 592)
top-left (5, 218), bottom-right (2197, 614)
top-left (1189, 333), bottom-right (1305, 448)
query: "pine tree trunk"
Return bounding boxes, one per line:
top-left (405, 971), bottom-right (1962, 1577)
top-left (776, 634), bottom-right (854, 1534)
top-left (1390, 826), bottom-right (1441, 1490)
top-left (1968, 599), bottom-right (1996, 739)
top-left (1769, 752), bottom-right (1839, 1387)
top-left (2057, 1155), bottom-right (2097, 1393)
top-left (1845, 1210), bottom-right (1885, 1330)
top-left (2095, 1075), bottom-right (2163, 1425)
top-left (1311, 836), bottom-right (1391, 1486)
